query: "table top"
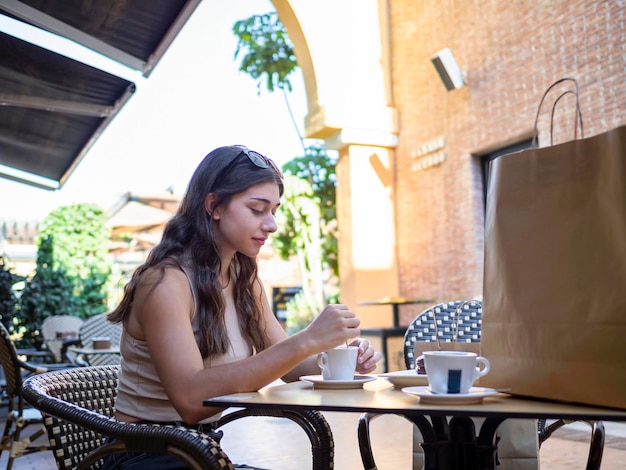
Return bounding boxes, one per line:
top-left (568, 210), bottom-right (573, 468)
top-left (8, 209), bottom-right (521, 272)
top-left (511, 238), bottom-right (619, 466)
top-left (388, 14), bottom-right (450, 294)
top-left (358, 297), bottom-right (434, 307)
top-left (204, 377), bottom-right (626, 422)
top-left (68, 346), bottom-right (120, 355)
top-left (16, 348), bottom-right (54, 358)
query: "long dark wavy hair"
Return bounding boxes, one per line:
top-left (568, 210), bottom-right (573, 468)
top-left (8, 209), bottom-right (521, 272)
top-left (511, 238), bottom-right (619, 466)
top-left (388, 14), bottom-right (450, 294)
top-left (108, 145), bottom-right (284, 358)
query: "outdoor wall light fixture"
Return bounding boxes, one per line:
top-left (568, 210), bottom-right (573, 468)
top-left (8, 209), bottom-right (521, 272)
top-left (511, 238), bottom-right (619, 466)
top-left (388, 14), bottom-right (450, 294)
top-left (431, 48), bottom-right (465, 91)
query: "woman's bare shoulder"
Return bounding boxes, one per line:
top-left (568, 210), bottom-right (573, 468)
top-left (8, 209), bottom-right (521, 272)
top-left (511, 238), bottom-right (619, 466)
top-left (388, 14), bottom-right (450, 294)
top-left (133, 265), bottom-right (193, 323)
top-left (135, 264), bottom-right (191, 300)
top-left (139, 263), bottom-right (186, 284)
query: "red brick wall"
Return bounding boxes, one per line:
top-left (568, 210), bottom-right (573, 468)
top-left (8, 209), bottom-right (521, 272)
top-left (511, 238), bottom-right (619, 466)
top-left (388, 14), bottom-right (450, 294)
top-left (388, 0), bottom-right (626, 324)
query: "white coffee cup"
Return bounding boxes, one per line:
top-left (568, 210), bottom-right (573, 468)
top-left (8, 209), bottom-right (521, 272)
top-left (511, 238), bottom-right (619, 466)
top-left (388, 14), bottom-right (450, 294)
top-left (419, 351), bottom-right (490, 394)
top-left (317, 345), bottom-right (358, 380)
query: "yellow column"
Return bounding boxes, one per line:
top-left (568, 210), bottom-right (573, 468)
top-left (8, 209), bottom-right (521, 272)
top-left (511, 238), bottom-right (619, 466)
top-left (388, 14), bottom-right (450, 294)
top-left (336, 144), bottom-right (399, 327)
top-left (274, 0), bottom-right (399, 328)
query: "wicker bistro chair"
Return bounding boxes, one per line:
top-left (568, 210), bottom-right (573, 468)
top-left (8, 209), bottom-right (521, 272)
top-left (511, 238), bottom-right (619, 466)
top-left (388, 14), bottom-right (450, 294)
top-left (41, 315), bottom-right (84, 363)
top-left (67, 314), bottom-right (123, 366)
top-left (0, 322), bottom-right (72, 470)
top-left (403, 299), bottom-right (482, 372)
top-left (22, 365), bottom-right (335, 470)
top-left (357, 300), bottom-right (606, 470)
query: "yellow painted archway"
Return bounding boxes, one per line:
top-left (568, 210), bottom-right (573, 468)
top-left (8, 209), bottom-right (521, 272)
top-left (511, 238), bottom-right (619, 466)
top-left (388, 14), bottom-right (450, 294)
top-left (272, 0), bottom-right (400, 327)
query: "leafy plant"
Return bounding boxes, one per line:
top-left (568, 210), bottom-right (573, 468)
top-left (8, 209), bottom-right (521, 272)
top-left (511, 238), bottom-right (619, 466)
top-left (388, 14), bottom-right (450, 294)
top-left (233, 11), bottom-right (305, 152)
top-left (233, 13), bottom-right (340, 333)
top-left (275, 175), bottom-right (324, 317)
top-left (285, 292), bottom-right (316, 335)
top-left (17, 236), bottom-right (80, 349)
top-left (233, 12), bottom-right (298, 93)
top-left (280, 144), bottom-right (339, 278)
top-left (274, 153), bottom-right (340, 312)
top-left (14, 203), bottom-right (112, 348)
top-left (38, 203), bottom-right (111, 283)
top-left (37, 203), bottom-right (112, 318)
top-left (0, 256), bottom-right (25, 335)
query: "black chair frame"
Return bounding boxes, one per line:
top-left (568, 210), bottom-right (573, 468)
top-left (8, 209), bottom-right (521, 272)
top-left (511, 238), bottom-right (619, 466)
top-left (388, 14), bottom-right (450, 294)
top-left (0, 322), bottom-right (71, 470)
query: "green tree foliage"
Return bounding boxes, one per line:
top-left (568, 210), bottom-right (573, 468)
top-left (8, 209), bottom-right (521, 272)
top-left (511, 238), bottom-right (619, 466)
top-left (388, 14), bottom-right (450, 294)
top-left (17, 236), bottom-right (80, 348)
top-left (280, 144), bottom-right (338, 278)
top-left (233, 12), bottom-right (297, 93)
top-left (233, 12), bottom-right (339, 332)
top-left (233, 12), bottom-right (304, 151)
top-left (38, 203), bottom-right (111, 283)
top-left (274, 174), bottom-right (324, 332)
top-left (0, 256), bottom-right (25, 335)
top-left (15, 203), bottom-right (113, 348)
top-left (37, 203), bottom-right (112, 319)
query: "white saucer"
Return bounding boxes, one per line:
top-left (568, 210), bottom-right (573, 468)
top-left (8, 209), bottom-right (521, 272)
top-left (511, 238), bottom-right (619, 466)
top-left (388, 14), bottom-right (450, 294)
top-left (299, 375), bottom-right (376, 389)
top-left (402, 386), bottom-right (500, 405)
top-left (379, 370), bottom-right (429, 388)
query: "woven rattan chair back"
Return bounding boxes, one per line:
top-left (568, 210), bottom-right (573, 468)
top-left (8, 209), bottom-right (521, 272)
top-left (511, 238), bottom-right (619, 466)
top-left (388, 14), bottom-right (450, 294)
top-left (0, 323), bottom-right (22, 401)
top-left (77, 314), bottom-right (122, 366)
top-left (22, 365), bottom-right (234, 470)
top-left (41, 315), bottom-right (84, 362)
top-left (38, 366), bottom-right (118, 469)
top-left (403, 299), bottom-right (482, 370)
top-left (0, 322), bottom-right (50, 469)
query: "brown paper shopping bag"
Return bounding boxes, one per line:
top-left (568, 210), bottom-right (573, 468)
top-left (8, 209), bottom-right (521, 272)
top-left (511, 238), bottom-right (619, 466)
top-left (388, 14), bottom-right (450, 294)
top-left (482, 78), bottom-right (626, 409)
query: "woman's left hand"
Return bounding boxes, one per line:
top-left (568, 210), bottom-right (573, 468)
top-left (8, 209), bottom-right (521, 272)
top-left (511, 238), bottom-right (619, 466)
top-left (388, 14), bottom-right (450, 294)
top-left (350, 338), bottom-right (382, 374)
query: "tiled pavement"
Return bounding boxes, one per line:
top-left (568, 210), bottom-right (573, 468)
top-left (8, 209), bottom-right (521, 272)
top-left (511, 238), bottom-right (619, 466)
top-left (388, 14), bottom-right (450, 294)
top-left (2, 412), bottom-right (626, 469)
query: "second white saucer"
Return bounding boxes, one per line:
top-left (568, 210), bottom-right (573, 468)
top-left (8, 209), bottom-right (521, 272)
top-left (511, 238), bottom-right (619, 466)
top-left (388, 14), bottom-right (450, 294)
top-left (402, 386), bottom-right (501, 405)
top-left (299, 374), bottom-right (376, 389)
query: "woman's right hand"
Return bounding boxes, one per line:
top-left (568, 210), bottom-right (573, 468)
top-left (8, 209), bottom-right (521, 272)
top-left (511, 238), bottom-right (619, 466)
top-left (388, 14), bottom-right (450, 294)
top-left (301, 304), bottom-right (361, 352)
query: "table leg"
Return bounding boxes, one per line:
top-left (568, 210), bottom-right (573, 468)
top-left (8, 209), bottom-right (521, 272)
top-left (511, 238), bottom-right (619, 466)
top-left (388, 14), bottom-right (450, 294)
top-left (406, 414), bottom-right (464, 470)
top-left (476, 417), bottom-right (506, 470)
top-left (449, 416), bottom-right (479, 469)
top-left (431, 416), bottom-right (456, 470)
top-left (392, 304), bottom-right (400, 328)
top-left (380, 329), bottom-right (390, 373)
top-left (408, 415), bottom-right (504, 470)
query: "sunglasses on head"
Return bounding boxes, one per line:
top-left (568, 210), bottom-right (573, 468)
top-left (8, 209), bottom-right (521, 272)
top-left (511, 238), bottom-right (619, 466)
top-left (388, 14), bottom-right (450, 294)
top-left (234, 145), bottom-right (283, 179)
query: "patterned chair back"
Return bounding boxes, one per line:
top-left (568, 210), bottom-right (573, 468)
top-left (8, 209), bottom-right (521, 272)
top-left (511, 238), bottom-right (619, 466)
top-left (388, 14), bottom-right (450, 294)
top-left (41, 315), bottom-right (84, 362)
top-left (403, 299), bottom-right (482, 370)
top-left (0, 322), bottom-right (26, 404)
top-left (39, 365), bottom-right (119, 468)
top-left (78, 314), bottom-right (123, 366)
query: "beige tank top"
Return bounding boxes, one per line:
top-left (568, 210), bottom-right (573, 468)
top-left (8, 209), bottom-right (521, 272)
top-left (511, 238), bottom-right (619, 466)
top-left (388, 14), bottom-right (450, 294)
top-left (115, 267), bottom-right (251, 423)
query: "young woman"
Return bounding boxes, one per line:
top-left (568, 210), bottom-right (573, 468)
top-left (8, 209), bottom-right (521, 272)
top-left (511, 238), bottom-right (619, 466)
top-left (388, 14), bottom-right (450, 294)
top-left (104, 145), bottom-right (381, 469)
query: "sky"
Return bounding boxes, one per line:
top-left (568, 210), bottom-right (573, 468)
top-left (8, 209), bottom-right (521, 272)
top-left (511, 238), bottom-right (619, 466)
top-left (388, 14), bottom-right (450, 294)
top-left (0, 0), bottom-right (309, 221)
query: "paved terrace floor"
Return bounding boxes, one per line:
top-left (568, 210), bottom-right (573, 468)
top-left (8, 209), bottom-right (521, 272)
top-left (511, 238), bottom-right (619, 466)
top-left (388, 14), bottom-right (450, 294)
top-left (1, 410), bottom-right (626, 469)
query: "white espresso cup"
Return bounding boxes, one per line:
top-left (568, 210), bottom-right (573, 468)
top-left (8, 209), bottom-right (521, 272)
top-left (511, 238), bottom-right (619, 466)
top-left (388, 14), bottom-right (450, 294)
top-left (317, 345), bottom-right (358, 380)
top-left (419, 351), bottom-right (490, 394)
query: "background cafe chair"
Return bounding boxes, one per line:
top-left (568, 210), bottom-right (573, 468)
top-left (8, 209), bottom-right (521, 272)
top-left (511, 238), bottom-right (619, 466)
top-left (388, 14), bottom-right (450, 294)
top-left (0, 322), bottom-right (71, 469)
top-left (357, 300), bottom-right (606, 470)
top-left (41, 315), bottom-right (84, 363)
top-left (22, 365), bottom-right (335, 470)
top-left (67, 313), bottom-right (123, 366)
